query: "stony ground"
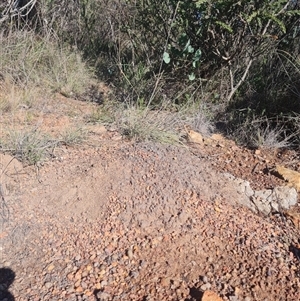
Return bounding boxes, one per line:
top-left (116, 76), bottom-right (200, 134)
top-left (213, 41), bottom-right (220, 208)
top-left (1, 96), bottom-right (300, 301)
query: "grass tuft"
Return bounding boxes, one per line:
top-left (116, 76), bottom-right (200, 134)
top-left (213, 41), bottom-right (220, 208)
top-left (0, 30), bottom-right (94, 104)
top-left (1, 128), bottom-right (57, 165)
top-left (59, 127), bottom-right (89, 146)
top-left (116, 106), bottom-right (182, 144)
top-left (0, 77), bottom-right (43, 113)
top-left (229, 116), bottom-right (297, 149)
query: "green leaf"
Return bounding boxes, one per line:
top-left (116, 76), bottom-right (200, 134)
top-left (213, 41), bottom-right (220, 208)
top-left (246, 11), bottom-right (260, 23)
top-left (265, 13), bottom-right (286, 33)
top-left (286, 10), bottom-right (300, 17)
top-left (195, 0), bottom-right (208, 9)
top-left (188, 73), bottom-right (196, 81)
top-left (163, 52), bottom-right (171, 64)
top-left (194, 49), bottom-right (202, 60)
top-left (183, 39), bottom-right (191, 52)
top-left (192, 49), bottom-right (202, 68)
top-left (187, 45), bottom-right (195, 53)
top-left (179, 33), bottom-right (188, 46)
top-left (215, 21), bottom-right (233, 33)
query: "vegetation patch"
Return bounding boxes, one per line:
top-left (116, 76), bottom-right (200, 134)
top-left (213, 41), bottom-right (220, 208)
top-left (0, 0), bottom-right (299, 151)
top-left (0, 128), bottom-right (57, 165)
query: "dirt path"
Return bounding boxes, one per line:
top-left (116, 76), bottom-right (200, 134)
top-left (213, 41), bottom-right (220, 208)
top-left (1, 136), bottom-right (300, 301)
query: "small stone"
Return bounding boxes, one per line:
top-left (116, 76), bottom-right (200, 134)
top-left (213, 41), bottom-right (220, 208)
top-left (89, 254), bottom-right (96, 261)
top-left (100, 280), bottom-right (108, 287)
top-left (93, 262), bottom-right (99, 268)
top-left (81, 281), bottom-right (88, 289)
top-left (200, 283), bottom-right (211, 291)
top-left (160, 277), bottom-right (170, 287)
top-left (75, 286), bottom-right (83, 293)
top-left (67, 272), bottom-right (74, 281)
top-left (111, 254), bottom-right (119, 261)
top-left (84, 290), bottom-right (93, 297)
top-left (96, 291), bottom-right (111, 300)
top-left (44, 282), bottom-right (53, 289)
top-left (74, 270), bottom-right (82, 281)
top-left (130, 270), bottom-right (139, 278)
top-left (126, 248), bottom-right (134, 259)
top-left (176, 288), bottom-right (182, 298)
top-left (74, 280), bottom-right (81, 288)
top-left (202, 290), bottom-right (223, 301)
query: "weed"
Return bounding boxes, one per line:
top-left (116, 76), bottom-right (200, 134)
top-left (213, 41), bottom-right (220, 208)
top-left (1, 128), bottom-right (57, 165)
top-left (230, 116), bottom-right (297, 149)
top-left (0, 78), bottom-right (42, 113)
top-left (59, 127), bottom-right (89, 146)
top-left (179, 103), bottom-right (215, 137)
top-left (116, 106), bottom-right (182, 144)
top-left (87, 105), bottom-right (115, 125)
top-left (43, 47), bottom-right (94, 97)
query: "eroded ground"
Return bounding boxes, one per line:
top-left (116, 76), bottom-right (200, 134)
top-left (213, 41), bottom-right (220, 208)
top-left (1, 96), bottom-right (300, 301)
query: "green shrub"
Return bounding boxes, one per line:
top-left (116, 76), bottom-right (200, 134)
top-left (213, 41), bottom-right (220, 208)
top-left (1, 0), bottom-right (300, 148)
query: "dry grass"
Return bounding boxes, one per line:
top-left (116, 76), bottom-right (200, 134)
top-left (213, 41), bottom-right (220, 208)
top-left (0, 29), bottom-right (95, 164)
top-left (180, 104), bottom-right (215, 137)
top-left (87, 100), bottom-right (215, 145)
top-left (41, 46), bottom-right (94, 97)
top-left (59, 127), bottom-right (89, 146)
top-left (0, 30), bottom-right (94, 115)
top-left (0, 128), bottom-right (57, 165)
top-left (86, 100), bottom-right (183, 144)
top-left (0, 126), bottom-right (89, 165)
top-left (86, 103), bottom-right (116, 125)
top-left (0, 78), bottom-right (43, 113)
top-left (231, 117), bottom-right (297, 149)
top-left (118, 107), bottom-right (181, 144)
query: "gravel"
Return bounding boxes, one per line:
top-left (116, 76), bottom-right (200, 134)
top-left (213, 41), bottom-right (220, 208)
top-left (1, 142), bottom-right (300, 300)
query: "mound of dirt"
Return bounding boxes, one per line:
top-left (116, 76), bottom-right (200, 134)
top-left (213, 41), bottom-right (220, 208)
top-left (1, 140), bottom-right (300, 301)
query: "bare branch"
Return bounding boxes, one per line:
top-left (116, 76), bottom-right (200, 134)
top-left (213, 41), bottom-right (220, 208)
top-left (0, 0), bottom-right (37, 25)
top-left (227, 58), bottom-right (253, 102)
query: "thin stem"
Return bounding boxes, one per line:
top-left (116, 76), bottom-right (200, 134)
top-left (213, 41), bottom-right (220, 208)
top-left (146, 1), bottom-right (180, 110)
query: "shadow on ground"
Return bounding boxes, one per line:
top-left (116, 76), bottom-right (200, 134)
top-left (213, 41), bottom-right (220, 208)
top-left (289, 244), bottom-right (300, 261)
top-left (184, 286), bottom-right (204, 301)
top-left (0, 267), bottom-right (15, 301)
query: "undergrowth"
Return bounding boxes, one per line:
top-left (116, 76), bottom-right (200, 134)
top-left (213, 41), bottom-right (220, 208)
top-left (0, 30), bottom-right (94, 114)
top-left (0, 127), bottom-right (89, 165)
top-left (226, 112), bottom-right (300, 149)
top-left (0, 0), bottom-right (299, 160)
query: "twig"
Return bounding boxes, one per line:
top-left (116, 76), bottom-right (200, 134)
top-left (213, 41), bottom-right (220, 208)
top-left (0, 183), bottom-right (10, 226)
top-left (226, 57), bottom-right (253, 102)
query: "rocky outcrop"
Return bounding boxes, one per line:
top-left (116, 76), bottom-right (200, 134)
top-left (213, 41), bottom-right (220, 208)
top-left (223, 173), bottom-right (298, 215)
